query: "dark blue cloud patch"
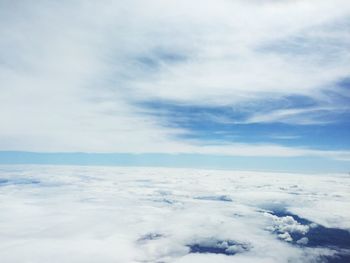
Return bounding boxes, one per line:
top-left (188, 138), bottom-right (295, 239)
top-left (140, 94), bottom-right (319, 125)
top-left (268, 209), bottom-right (350, 249)
top-left (138, 95), bottom-right (350, 150)
top-left (337, 77), bottom-right (350, 90)
top-left (265, 208), bottom-right (350, 263)
top-left (187, 239), bottom-right (251, 256)
top-left (134, 48), bottom-right (188, 71)
top-left (0, 178), bottom-right (40, 186)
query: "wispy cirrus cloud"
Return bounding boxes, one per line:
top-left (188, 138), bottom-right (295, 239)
top-left (0, 0), bottom-right (350, 162)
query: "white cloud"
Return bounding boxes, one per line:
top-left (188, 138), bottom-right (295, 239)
top-left (245, 106), bottom-right (349, 125)
top-left (0, 0), bottom-right (349, 158)
top-left (0, 165), bottom-right (349, 262)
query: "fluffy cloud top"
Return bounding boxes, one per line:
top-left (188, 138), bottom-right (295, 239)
top-left (1, 165), bottom-right (349, 262)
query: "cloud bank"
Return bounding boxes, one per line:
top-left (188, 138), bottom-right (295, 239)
top-left (1, 165), bottom-right (349, 262)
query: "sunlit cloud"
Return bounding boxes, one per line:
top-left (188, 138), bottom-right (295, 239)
top-left (0, 0), bottom-right (349, 162)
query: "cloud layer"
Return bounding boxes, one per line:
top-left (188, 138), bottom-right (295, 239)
top-left (1, 165), bottom-right (349, 262)
top-left (1, 0), bottom-right (350, 160)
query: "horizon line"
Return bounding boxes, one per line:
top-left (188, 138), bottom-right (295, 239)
top-left (1, 151), bottom-right (349, 174)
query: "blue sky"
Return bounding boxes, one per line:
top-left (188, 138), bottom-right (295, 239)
top-left (0, 0), bottom-right (350, 171)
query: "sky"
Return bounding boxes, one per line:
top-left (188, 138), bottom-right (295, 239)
top-left (0, 0), bottom-right (350, 171)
